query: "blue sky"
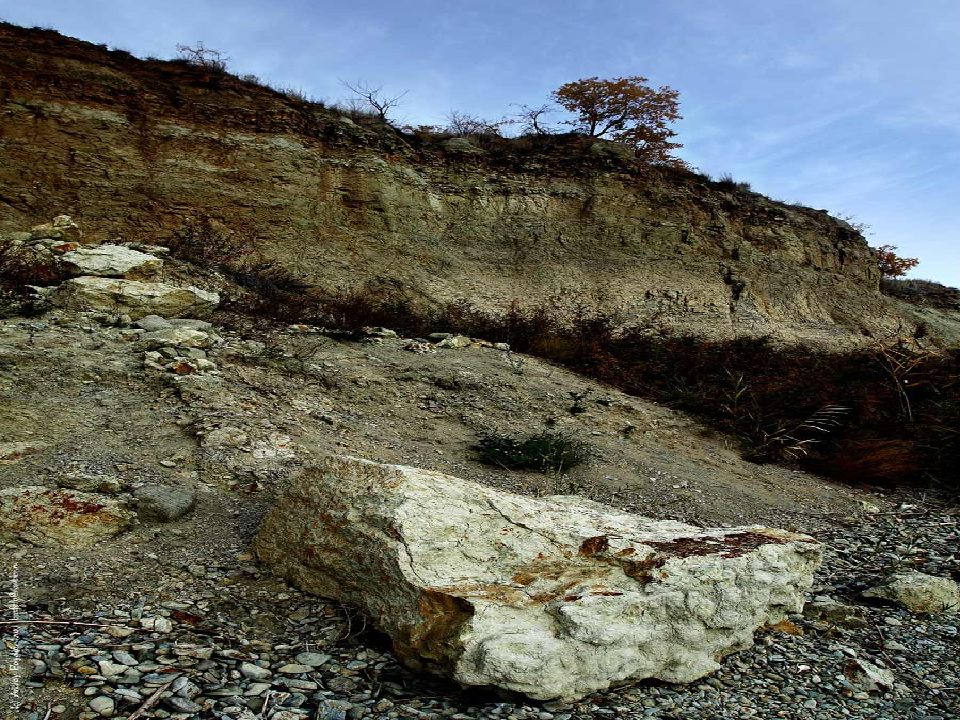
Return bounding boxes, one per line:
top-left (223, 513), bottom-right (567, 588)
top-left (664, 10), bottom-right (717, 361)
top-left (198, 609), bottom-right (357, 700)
top-left (2, 1), bottom-right (958, 286)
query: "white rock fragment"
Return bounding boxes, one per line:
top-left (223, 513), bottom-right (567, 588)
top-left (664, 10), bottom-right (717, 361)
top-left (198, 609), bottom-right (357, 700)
top-left (61, 244), bottom-right (162, 278)
top-left (29, 215), bottom-right (81, 243)
top-left (863, 571), bottom-right (960, 614)
top-left (139, 326), bottom-right (211, 349)
top-left (843, 658), bottom-right (896, 692)
top-left (139, 616), bottom-right (174, 633)
top-left (255, 455), bottom-right (823, 701)
top-left (50, 277), bottom-right (219, 319)
top-left (436, 334), bottom-right (471, 349)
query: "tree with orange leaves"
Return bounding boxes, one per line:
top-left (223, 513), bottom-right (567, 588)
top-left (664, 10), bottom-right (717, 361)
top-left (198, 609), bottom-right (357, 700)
top-left (874, 245), bottom-right (920, 278)
top-left (552, 76), bottom-right (682, 164)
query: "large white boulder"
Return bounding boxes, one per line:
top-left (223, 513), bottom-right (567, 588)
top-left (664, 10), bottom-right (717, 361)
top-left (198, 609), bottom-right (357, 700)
top-left (50, 277), bottom-right (219, 319)
top-left (60, 244), bottom-right (163, 278)
top-left (255, 455), bottom-right (822, 701)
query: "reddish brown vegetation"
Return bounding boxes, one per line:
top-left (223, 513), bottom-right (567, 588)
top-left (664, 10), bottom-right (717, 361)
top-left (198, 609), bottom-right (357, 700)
top-left (875, 244), bottom-right (920, 278)
top-left (553, 76), bottom-right (683, 165)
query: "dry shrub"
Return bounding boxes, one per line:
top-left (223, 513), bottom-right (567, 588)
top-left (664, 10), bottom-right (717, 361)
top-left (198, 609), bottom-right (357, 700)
top-left (0, 238), bottom-right (64, 315)
top-left (828, 439), bottom-right (925, 485)
top-left (164, 215), bottom-right (253, 267)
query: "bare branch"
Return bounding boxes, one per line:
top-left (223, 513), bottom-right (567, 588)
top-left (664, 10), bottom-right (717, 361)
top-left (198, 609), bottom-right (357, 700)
top-left (340, 79), bottom-right (408, 122)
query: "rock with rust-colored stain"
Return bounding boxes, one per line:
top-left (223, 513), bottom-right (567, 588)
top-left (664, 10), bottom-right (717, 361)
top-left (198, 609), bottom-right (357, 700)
top-left (255, 455), bottom-right (823, 701)
top-left (0, 441), bottom-right (45, 463)
top-left (0, 486), bottom-right (134, 548)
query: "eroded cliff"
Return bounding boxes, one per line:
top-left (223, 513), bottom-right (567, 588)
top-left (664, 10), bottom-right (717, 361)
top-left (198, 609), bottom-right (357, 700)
top-left (2, 23), bottom-right (957, 344)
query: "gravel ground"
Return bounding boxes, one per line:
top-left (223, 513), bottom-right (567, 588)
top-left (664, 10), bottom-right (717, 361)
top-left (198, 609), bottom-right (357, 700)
top-left (4, 491), bottom-right (957, 720)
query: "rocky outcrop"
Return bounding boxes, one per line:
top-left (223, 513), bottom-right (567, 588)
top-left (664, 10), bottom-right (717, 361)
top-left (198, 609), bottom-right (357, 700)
top-left (49, 277), bottom-right (219, 319)
top-left (60, 244), bottom-right (163, 278)
top-left (255, 455), bottom-right (822, 701)
top-left (2, 24), bottom-right (956, 345)
top-left (0, 486), bottom-right (134, 547)
top-left (27, 215), bottom-right (82, 244)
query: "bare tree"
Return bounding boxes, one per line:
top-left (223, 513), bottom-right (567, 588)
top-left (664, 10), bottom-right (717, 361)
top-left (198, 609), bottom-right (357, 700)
top-left (510, 103), bottom-right (555, 135)
top-left (445, 111), bottom-right (502, 137)
top-left (176, 42), bottom-right (229, 73)
top-left (340, 80), bottom-right (408, 122)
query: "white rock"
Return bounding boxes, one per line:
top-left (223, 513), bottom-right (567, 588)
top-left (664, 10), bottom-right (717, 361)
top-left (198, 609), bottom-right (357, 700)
top-left (50, 277), bottom-right (219, 319)
top-left (139, 327), bottom-right (211, 349)
top-left (168, 318), bottom-right (214, 332)
top-left (436, 334), bottom-right (472, 349)
top-left (239, 662), bottom-right (272, 681)
top-left (61, 244), bottom-right (162, 278)
top-left (97, 660), bottom-right (128, 677)
top-left (863, 571), bottom-right (960, 614)
top-left (843, 658), bottom-right (896, 692)
top-left (255, 455), bottom-right (822, 701)
top-left (139, 616), bottom-right (173, 633)
top-left (133, 314), bottom-right (173, 331)
top-left (204, 427), bottom-right (249, 448)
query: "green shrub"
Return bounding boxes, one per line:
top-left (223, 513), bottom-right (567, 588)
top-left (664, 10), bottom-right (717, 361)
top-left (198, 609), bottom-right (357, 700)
top-left (476, 431), bottom-right (589, 473)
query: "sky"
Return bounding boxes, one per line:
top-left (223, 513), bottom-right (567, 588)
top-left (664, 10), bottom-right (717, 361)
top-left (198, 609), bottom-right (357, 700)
top-left (1, 0), bottom-right (958, 287)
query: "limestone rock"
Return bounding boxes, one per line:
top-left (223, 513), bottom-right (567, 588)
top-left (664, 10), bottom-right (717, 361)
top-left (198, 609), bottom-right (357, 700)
top-left (57, 471), bottom-right (127, 495)
top-left (863, 571), bottom-right (960, 614)
top-left (436, 334), bottom-right (471, 349)
top-left (843, 658), bottom-right (896, 692)
top-left (139, 327), bottom-right (211, 350)
top-left (133, 484), bottom-right (196, 522)
top-left (0, 486), bottom-right (133, 547)
top-left (60, 244), bottom-right (162, 278)
top-left (133, 314), bottom-right (173, 331)
top-left (28, 215), bottom-right (81, 243)
top-left (50, 277), bottom-right (219, 319)
top-left (255, 455), bottom-right (822, 701)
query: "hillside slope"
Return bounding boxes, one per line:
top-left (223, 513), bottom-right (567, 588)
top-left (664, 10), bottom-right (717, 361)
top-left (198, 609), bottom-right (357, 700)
top-left (1, 23), bottom-right (958, 346)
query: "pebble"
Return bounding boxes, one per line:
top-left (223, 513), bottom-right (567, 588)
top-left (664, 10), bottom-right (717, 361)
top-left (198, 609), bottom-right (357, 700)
top-left (138, 616), bottom-right (173, 633)
top-left (296, 651), bottom-right (332, 666)
top-left (278, 663), bottom-right (314, 674)
top-left (88, 696), bottom-right (115, 717)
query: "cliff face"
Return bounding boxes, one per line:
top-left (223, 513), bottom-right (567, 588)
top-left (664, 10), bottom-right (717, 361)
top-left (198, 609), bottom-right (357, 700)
top-left (2, 23), bottom-right (956, 345)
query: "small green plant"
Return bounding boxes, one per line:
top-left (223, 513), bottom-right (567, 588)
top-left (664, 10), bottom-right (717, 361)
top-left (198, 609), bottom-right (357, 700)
top-left (476, 431), bottom-right (589, 473)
